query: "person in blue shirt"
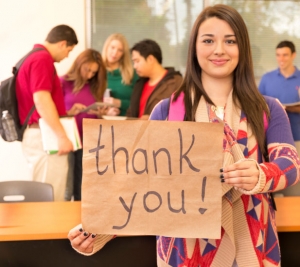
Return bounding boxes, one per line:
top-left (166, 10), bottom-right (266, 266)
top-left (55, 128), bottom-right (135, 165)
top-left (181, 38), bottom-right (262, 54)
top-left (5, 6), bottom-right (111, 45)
top-left (259, 40), bottom-right (300, 196)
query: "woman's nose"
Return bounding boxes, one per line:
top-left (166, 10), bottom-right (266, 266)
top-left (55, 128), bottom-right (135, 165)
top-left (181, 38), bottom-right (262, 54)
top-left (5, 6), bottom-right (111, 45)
top-left (111, 49), bottom-right (117, 56)
top-left (214, 41), bottom-right (225, 55)
top-left (87, 73), bottom-right (93, 79)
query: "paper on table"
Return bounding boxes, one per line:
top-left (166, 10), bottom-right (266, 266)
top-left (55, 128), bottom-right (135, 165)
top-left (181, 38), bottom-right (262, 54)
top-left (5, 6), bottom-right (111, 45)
top-left (80, 102), bottom-right (116, 113)
top-left (39, 117), bottom-right (82, 154)
top-left (102, 115), bottom-right (127, 120)
top-left (102, 116), bottom-right (139, 120)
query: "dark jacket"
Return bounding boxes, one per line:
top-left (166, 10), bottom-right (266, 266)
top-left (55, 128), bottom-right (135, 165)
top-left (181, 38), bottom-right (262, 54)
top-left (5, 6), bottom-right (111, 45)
top-left (126, 67), bottom-right (182, 117)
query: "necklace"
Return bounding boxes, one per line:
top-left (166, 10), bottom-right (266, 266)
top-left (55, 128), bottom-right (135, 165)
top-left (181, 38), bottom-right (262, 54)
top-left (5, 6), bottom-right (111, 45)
top-left (211, 105), bottom-right (225, 120)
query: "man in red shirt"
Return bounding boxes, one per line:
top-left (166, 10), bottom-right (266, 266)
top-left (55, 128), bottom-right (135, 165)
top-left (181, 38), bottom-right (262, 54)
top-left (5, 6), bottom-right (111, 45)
top-left (127, 39), bottom-right (182, 120)
top-left (16, 25), bottom-right (79, 201)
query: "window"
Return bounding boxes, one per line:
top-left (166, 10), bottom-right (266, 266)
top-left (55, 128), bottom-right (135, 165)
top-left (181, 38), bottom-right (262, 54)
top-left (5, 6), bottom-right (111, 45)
top-left (87, 0), bottom-right (300, 83)
top-left (86, 0), bottom-right (204, 74)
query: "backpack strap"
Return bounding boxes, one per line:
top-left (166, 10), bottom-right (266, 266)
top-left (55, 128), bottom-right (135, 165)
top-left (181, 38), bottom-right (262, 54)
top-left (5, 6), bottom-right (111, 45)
top-left (263, 112), bottom-right (268, 132)
top-left (263, 111), bottom-right (269, 161)
top-left (20, 105), bottom-right (36, 136)
top-left (13, 47), bottom-right (45, 76)
top-left (15, 47), bottom-right (45, 131)
top-left (168, 92), bottom-right (185, 121)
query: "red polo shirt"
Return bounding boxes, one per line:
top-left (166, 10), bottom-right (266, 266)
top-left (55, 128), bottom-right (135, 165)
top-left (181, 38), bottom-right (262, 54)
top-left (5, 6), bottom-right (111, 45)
top-left (16, 44), bottom-right (66, 125)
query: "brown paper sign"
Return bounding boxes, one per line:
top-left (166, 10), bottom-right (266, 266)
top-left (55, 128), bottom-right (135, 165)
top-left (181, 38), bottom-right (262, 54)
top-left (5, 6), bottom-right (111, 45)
top-left (82, 119), bottom-right (224, 238)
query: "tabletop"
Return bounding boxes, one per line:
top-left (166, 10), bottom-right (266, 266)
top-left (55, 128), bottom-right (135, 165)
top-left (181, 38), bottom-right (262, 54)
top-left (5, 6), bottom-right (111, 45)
top-left (0, 201), bottom-right (81, 241)
top-left (274, 196), bottom-right (300, 232)
top-left (0, 197), bottom-right (299, 241)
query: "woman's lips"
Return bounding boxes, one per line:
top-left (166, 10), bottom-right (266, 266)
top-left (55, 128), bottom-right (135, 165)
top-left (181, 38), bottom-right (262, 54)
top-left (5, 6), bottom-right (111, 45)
top-left (210, 59), bottom-right (228, 66)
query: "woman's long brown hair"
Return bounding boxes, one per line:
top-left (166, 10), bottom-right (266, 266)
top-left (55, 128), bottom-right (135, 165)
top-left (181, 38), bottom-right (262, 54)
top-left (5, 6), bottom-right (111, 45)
top-left (65, 49), bottom-right (107, 101)
top-left (174, 4), bottom-right (270, 157)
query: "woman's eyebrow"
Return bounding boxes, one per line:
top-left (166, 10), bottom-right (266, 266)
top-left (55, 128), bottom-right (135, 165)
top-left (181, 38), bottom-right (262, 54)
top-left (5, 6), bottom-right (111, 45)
top-left (199, 34), bottom-right (236, 37)
top-left (200, 34), bottom-right (214, 37)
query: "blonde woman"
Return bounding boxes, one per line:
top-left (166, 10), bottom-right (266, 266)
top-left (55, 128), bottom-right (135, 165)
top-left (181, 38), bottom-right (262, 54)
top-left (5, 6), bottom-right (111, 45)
top-left (102, 33), bottom-right (139, 116)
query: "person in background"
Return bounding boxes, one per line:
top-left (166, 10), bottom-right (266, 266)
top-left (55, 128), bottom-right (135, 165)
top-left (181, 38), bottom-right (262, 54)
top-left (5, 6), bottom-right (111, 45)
top-left (259, 40), bottom-right (300, 196)
top-left (67, 5), bottom-right (300, 266)
top-left (16, 25), bottom-right (78, 201)
top-left (102, 33), bottom-right (139, 116)
top-left (127, 39), bottom-right (182, 120)
top-left (61, 48), bottom-right (107, 201)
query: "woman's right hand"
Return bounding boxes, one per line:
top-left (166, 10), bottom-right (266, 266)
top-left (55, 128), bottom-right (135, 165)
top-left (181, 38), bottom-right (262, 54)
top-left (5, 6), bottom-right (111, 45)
top-left (67, 103), bottom-right (87, 116)
top-left (68, 224), bottom-right (96, 254)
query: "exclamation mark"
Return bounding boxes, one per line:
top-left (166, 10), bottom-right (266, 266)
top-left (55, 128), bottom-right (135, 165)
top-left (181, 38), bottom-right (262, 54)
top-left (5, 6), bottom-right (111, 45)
top-left (199, 176), bottom-right (207, 214)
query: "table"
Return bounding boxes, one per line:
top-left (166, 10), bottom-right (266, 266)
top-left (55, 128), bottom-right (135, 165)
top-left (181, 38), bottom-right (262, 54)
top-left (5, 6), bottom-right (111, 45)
top-left (0, 201), bottom-right (81, 241)
top-left (274, 196), bottom-right (300, 266)
top-left (0, 197), bottom-right (299, 266)
top-left (274, 196), bottom-right (300, 232)
top-left (0, 201), bottom-right (156, 267)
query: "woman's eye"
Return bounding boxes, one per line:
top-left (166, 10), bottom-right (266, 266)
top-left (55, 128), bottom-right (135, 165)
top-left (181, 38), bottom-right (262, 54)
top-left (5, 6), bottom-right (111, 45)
top-left (226, 39), bottom-right (236, 44)
top-left (203, 39), bottom-right (213, 44)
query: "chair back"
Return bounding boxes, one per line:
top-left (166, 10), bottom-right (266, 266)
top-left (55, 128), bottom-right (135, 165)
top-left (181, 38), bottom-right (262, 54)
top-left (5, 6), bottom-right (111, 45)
top-left (0, 180), bottom-right (54, 202)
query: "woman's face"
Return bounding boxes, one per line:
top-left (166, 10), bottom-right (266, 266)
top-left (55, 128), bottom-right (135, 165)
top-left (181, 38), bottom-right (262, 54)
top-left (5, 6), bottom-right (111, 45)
top-left (106, 39), bottom-right (124, 66)
top-left (196, 17), bottom-right (239, 81)
top-left (80, 61), bottom-right (99, 81)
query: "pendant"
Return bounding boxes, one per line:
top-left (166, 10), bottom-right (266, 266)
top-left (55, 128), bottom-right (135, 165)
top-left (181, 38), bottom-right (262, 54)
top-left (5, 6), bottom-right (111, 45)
top-left (211, 105), bottom-right (225, 120)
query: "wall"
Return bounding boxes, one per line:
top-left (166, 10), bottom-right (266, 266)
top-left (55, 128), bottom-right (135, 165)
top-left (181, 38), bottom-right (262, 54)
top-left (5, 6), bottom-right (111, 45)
top-left (0, 0), bottom-right (86, 181)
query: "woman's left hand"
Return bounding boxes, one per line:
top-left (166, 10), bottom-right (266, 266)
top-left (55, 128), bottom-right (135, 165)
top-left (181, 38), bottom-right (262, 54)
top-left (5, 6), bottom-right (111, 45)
top-left (222, 160), bottom-right (259, 191)
top-left (103, 97), bottom-right (121, 108)
top-left (106, 107), bottom-right (120, 116)
top-left (68, 224), bottom-right (96, 254)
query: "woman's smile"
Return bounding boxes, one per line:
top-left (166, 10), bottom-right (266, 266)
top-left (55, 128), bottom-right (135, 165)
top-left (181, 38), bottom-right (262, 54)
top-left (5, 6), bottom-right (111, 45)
top-left (210, 59), bottom-right (229, 66)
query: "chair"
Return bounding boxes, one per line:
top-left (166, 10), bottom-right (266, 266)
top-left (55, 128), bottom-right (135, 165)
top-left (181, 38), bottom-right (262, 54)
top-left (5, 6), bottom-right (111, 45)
top-left (0, 180), bottom-right (54, 202)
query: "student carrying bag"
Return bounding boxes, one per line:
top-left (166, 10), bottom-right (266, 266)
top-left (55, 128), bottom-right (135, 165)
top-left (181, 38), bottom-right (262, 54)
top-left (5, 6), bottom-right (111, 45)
top-left (0, 48), bottom-right (43, 142)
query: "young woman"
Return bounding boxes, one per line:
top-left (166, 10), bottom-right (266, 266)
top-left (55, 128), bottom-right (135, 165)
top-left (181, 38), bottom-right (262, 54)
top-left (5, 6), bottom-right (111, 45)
top-left (102, 33), bottom-right (139, 116)
top-left (67, 5), bottom-right (300, 266)
top-left (61, 48), bottom-right (107, 201)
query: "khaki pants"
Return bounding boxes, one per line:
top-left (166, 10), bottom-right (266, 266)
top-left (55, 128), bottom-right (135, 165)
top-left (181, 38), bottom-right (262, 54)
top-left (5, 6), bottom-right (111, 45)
top-left (22, 127), bottom-right (68, 201)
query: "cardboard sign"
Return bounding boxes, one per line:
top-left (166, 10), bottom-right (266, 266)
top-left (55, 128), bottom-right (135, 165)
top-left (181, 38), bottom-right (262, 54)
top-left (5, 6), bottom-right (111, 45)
top-left (82, 119), bottom-right (224, 238)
